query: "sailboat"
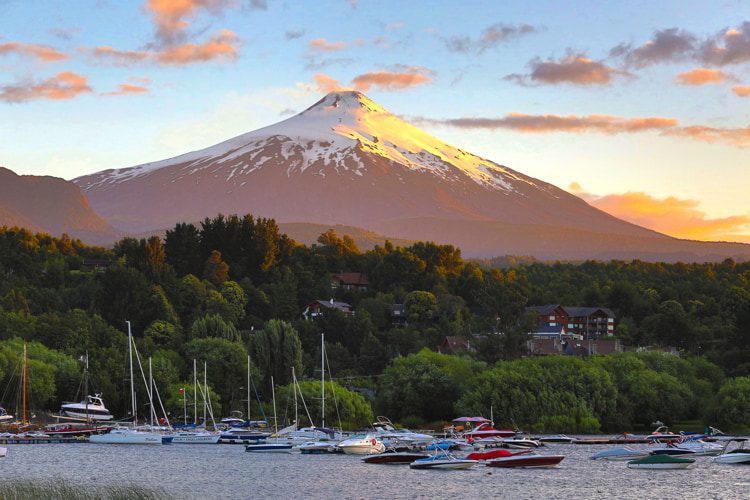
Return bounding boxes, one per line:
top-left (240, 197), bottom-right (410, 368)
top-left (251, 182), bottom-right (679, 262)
top-left (171, 360), bottom-right (219, 444)
top-left (219, 356), bottom-right (270, 444)
top-left (280, 335), bottom-right (343, 450)
top-left (90, 321), bottom-right (162, 445)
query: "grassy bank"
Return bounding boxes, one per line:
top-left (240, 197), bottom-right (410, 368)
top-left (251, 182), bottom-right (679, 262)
top-left (0, 478), bottom-right (168, 500)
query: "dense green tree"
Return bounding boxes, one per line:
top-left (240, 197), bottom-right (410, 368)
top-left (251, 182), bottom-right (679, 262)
top-left (708, 377), bottom-right (750, 431)
top-left (190, 314), bottom-right (240, 342)
top-left (248, 319), bottom-right (304, 391)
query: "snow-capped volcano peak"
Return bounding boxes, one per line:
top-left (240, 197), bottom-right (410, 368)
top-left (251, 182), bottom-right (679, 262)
top-left (76, 91), bottom-right (540, 193)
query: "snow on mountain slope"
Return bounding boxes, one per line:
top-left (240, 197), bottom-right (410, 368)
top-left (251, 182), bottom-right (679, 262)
top-left (76, 91), bottom-right (544, 195)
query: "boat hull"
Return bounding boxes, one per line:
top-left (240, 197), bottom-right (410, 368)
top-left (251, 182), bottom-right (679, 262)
top-left (171, 434), bottom-right (220, 444)
top-left (89, 434), bottom-right (162, 445)
top-left (487, 455), bottom-right (565, 468)
top-left (410, 460), bottom-right (477, 470)
top-left (627, 462), bottom-right (693, 469)
top-left (245, 444), bottom-right (293, 453)
top-left (713, 454), bottom-right (750, 464)
top-left (363, 452), bottom-right (429, 464)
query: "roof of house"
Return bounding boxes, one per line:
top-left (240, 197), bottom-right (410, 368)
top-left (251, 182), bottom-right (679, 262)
top-left (528, 338), bottom-right (561, 355)
top-left (310, 299), bottom-right (352, 310)
top-left (527, 304), bottom-right (615, 318)
top-left (331, 272), bottom-right (369, 286)
top-left (534, 325), bottom-right (566, 334)
top-left (591, 339), bottom-right (621, 355)
top-left (442, 336), bottom-right (470, 352)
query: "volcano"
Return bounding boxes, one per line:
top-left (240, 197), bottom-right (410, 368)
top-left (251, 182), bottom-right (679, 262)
top-left (73, 91), bottom-right (750, 261)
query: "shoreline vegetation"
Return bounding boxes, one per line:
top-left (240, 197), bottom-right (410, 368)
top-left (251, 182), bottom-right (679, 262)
top-left (0, 214), bottom-right (749, 433)
top-left (0, 478), bottom-right (167, 500)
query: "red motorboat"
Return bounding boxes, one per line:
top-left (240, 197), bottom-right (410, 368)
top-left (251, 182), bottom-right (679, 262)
top-left (458, 422), bottom-right (516, 439)
top-left (466, 449), bottom-right (532, 461)
top-left (486, 453), bottom-right (565, 468)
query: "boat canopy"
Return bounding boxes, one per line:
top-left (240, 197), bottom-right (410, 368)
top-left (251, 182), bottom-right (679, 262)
top-left (452, 417), bottom-right (489, 423)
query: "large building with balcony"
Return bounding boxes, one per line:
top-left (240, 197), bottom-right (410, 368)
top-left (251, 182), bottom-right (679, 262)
top-left (526, 304), bottom-right (616, 339)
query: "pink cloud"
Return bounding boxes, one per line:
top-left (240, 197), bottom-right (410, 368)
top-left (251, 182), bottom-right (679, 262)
top-left (0, 42), bottom-right (67, 62)
top-left (569, 184), bottom-right (750, 243)
top-left (0, 71), bottom-right (92, 102)
top-left (309, 38), bottom-right (347, 52)
top-left (675, 68), bottom-right (729, 85)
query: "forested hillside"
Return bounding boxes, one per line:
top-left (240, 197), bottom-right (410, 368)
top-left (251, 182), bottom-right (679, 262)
top-left (1, 214), bottom-right (748, 431)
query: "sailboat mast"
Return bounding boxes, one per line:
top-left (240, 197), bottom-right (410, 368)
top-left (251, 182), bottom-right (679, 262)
top-left (21, 343), bottom-right (28, 425)
top-left (203, 361), bottom-right (207, 426)
top-left (271, 375), bottom-right (277, 434)
top-left (246, 355), bottom-right (251, 422)
top-left (193, 358), bottom-right (198, 425)
top-left (149, 357), bottom-right (154, 428)
top-left (84, 352), bottom-right (90, 425)
top-left (292, 367), bottom-right (298, 431)
top-left (321, 333), bottom-right (325, 429)
top-left (126, 321), bottom-right (137, 426)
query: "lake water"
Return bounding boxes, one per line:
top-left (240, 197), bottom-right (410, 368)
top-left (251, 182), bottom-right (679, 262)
top-left (0, 440), bottom-right (747, 499)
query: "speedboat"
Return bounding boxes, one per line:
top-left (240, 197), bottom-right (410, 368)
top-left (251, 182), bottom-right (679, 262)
top-left (409, 453), bottom-right (478, 470)
top-left (538, 434), bottom-right (574, 443)
top-left (713, 438), bottom-right (750, 464)
top-left (337, 435), bottom-right (386, 455)
top-left (646, 426), bottom-right (682, 442)
top-left (455, 419), bottom-right (516, 440)
top-left (89, 427), bottom-right (162, 445)
top-left (627, 454), bottom-right (694, 469)
top-left (58, 394), bottom-right (113, 421)
top-left (486, 452), bottom-right (565, 468)
top-left (0, 406), bottom-right (13, 423)
top-left (466, 449), bottom-right (533, 461)
top-left (272, 424), bottom-right (342, 445)
top-left (245, 442), bottom-right (293, 453)
top-left (501, 437), bottom-right (542, 448)
top-left (218, 427), bottom-right (269, 444)
top-left (297, 441), bottom-right (340, 454)
top-left (372, 417), bottom-right (434, 447)
top-left (362, 450), bottom-right (429, 464)
top-left (170, 431), bottom-right (220, 444)
top-left (649, 438), bottom-right (723, 456)
top-left (590, 447), bottom-right (649, 461)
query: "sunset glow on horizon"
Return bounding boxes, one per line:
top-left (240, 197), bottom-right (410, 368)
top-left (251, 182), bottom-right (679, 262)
top-left (2, 0), bottom-right (749, 244)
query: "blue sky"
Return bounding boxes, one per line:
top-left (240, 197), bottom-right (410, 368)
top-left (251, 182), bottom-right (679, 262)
top-left (1, 0), bottom-right (749, 241)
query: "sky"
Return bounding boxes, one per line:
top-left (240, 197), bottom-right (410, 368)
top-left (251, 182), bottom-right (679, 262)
top-left (1, 0), bottom-right (749, 243)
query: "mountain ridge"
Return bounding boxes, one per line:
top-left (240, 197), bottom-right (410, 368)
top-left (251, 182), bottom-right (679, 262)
top-left (65, 91), bottom-right (749, 261)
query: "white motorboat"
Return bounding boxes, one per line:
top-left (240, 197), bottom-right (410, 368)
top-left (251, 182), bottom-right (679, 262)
top-left (590, 447), bottom-right (649, 461)
top-left (409, 453), bottom-right (478, 470)
top-left (713, 438), bottom-right (750, 464)
top-left (670, 439), bottom-right (724, 456)
top-left (297, 441), bottom-right (340, 454)
top-left (0, 406), bottom-right (13, 423)
top-left (372, 416), bottom-right (434, 447)
top-left (170, 431), bottom-right (220, 444)
top-left (626, 454), bottom-right (694, 469)
top-left (338, 435), bottom-right (386, 455)
top-left (538, 434), bottom-right (574, 443)
top-left (58, 394), bottom-right (113, 421)
top-left (501, 437), bottom-right (542, 448)
top-left (89, 427), bottom-right (162, 445)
